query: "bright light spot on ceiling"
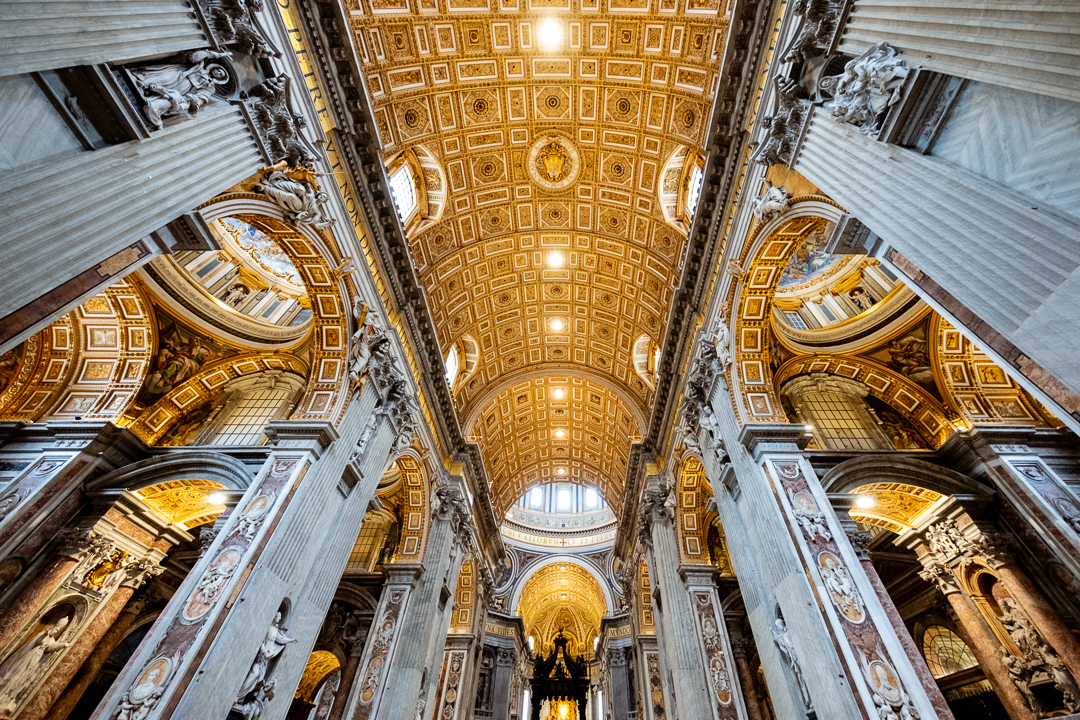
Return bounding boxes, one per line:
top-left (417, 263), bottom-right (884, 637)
top-left (538, 18), bottom-right (563, 49)
top-left (855, 495), bottom-right (876, 509)
top-left (550, 318), bottom-right (565, 331)
top-left (548, 250), bottom-right (564, 268)
top-left (556, 468), bottom-right (566, 475)
top-left (552, 388), bottom-right (565, 399)
top-left (555, 429), bottom-right (565, 438)
top-left (207, 492), bottom-right (227, 505)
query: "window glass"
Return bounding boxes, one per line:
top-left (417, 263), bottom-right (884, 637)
top-left (445, 346), bottom-right (459, 388)
top-left (686, 165), bottom-right (704, 215)
top-left (922, 625), bottom-right (978, 678)
top-left (390, 166), bottom-right (416, 219)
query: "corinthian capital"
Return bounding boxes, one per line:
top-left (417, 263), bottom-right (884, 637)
top-left (918, 561), bottom-right (960, 596)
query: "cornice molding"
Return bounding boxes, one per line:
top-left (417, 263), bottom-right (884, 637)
top-left (614, 0), bottom-right (779, 559)
top-left (293, 0), bottom-right (504, 562)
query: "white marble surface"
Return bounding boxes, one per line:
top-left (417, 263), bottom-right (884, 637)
top-left (933, 81), bottom-right (1080, 221)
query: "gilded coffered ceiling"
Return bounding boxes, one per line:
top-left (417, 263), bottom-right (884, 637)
top-left (517, 561), bottom-right (607, 652)
top-left (469, 375), bottom-right (642, 516)
top-left (347, 0), bottom-right (731, 515)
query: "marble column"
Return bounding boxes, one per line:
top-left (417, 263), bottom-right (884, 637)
top-left (0, 552), bottom-right (79, 655)
top-left (0, 106), bottom-right (263, 353)
top-left (490, 647), bottom-right (517, 720)
top-left (24, 565), bottom-right (159, 720)
top-left (846, 530), bottom-right (954, 719)
top-left (328, 634), bottom-right (366, 720)
top-left (682, 565), bottom-right (750, 720)
top-left (608, 648), bottom-right (631, 719)
top-left (0, 0), bottom-right (211, 77)
top-left (726, 417), bottom-right (943, 720)
top-left (918, 562), bottom-right (1036, 720)
top-left (839, 0), bottom-right (1080, 103)
top-left (791, 110), bottom-right (1080, 427)
top-left (339, 476), bottom-right (472, 720)
top-left (46, 593), bottom-right (147, 720)
top-left (639, 476), bottom-right (746, 720)
top-left (89, 365), bottom-right (413, 720)
top-left (729, 640), bottom-right (764, 720)
top-left (992, 556), bottom-right (1080, 681)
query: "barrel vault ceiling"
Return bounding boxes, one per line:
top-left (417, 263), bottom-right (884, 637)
top-left (346, 0), bottom-right (732, 516)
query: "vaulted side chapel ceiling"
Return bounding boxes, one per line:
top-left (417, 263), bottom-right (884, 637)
top-left (346, 0), bottom-right (732, 514)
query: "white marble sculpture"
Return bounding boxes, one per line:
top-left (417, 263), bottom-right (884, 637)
top-left (751, 184), bottom-right (792, 224)
top-left (772, 617), bottom-right (812, 709)
top-left (821, 42), bottom-right (910, 135)
top-left (0, 616), bottom-right (73, 716)
top-left (238, 613), bottom-right (296, 698)
top-left (256, 168), bottom-right (335, 230)
top-left (131, 51), bottom-right (232, 128)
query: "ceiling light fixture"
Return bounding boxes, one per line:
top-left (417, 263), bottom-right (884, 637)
top-left (555, 429), bottom-right (565, 437)
top-left (548, 250), bottom-right (564, 268)
top-left (552, 388), bottom-right (565, 399)
top-left (556, 468), bottom-right (566, 475)
top-left (538, 17), bottom-right (563, 50)
top-left (207, 492), bottom-right (227, 505)
top-left (550, 318), bottom-right (564, 331)
top-left (855, 496), bottom-right (876, 509)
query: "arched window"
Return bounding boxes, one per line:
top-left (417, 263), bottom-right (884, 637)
top-left (782, 374), bottom-right (893, 451)
top-left (922, 625), bottom-right (978, 678)
top-left (633, 335), bottom-right (659, 390)
top-left (389, 165), bottom-right (416, 220)
top-left (445, 345), bottom-right (459, 389)
top-left (686, 163), bottom-right (704, 216)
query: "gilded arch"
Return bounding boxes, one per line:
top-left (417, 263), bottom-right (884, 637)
top-left (774, 354), bottom-right (956, 448)
top-left (195, 195), bottom-right (354, 425)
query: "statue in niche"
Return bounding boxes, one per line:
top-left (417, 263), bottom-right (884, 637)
top-left (848, 287), bottom-right (874, 312)
top-left (820, 42), bottom-right (910, 135)
top-left (0, 611), bottom-right (74, 716)
top-left (234, 613), bottom-right (295, 714)
top-left (222, 283), bottom-right (250, 308)
top-left (255, 162), bottom-right (335, 230)
top-left (130, 50), bottom-right (233, 128)
top-left (771, 616), bottom-right (812, 710)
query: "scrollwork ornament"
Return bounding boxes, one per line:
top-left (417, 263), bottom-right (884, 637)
top-left (243, 75), bottom-right (315, 168)
top-left (203, 0), bottom-right (281, 58)
top-left (751, 77), bottom-right (809, 167)
top-left (122, 559), bottom-right (164, 589)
